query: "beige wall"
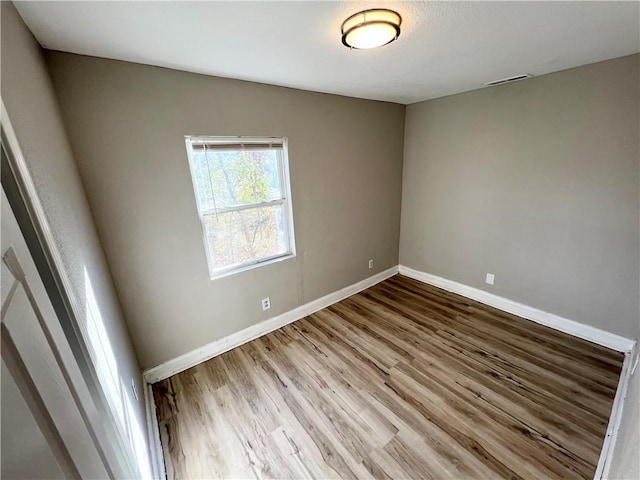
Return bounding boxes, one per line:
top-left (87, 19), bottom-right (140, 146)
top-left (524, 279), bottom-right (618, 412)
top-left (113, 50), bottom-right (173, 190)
top-left (45, 52), bottom-right (406, 369)
top-left (1, 0), bottom-right (149, 470)
top-left (400, 55), bottom-right (640, 340)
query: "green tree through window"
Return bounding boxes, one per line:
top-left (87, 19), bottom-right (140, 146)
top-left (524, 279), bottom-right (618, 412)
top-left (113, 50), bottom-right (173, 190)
top-left (185, 137), bottom-right (295, 278)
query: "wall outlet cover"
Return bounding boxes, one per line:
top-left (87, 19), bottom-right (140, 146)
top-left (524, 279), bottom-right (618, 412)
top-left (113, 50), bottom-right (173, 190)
top-left (485, 273), bottom-right (495, 285)
top-left (261, 297), bottom-right (271, 311)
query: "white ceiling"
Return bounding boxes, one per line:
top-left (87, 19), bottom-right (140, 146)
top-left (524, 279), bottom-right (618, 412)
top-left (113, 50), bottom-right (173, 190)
top-left (15, 1), bottom-right (640, 104)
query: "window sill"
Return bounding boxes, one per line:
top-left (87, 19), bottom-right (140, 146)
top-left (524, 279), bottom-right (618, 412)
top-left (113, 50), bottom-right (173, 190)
top-left (209, 252), bottom-right (296, 281)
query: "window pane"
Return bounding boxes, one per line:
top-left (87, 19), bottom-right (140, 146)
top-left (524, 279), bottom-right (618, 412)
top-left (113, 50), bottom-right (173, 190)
top-left (192, 148), bottom-right (283, 210)
top-left (203, 204), bottom-right (289, 271)
top-left (190, 151), bottom-right (215, 210)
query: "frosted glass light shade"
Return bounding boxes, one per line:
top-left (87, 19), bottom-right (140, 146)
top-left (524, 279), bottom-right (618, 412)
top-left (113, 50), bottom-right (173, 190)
top-left (341, 9), bottom-right (402, 49)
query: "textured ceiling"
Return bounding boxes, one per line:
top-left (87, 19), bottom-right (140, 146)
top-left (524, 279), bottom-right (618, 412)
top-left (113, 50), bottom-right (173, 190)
top-left (15, 1), bottom-right (640, 104)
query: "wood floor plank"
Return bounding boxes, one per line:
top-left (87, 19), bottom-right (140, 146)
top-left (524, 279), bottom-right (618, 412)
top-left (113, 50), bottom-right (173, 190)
top-left (153, 275), bottom-right (623, 479)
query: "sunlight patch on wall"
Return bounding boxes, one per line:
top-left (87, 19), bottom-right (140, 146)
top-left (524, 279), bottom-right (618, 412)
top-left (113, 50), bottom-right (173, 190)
top-left (84, 267), bottom-right (151, 479)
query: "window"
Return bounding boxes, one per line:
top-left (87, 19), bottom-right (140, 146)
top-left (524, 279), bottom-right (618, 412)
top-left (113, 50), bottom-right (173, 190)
top-left (185, 136), bottom-right (296, 279)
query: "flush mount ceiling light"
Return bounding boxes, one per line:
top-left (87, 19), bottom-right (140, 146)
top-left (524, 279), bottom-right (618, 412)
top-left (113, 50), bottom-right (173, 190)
top-left (341, 9), bottom-right (402, 50)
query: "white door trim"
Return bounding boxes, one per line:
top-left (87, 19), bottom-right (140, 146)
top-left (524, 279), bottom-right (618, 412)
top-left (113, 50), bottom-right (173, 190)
top-left (143, 382), bottom-right (166, 480)
top-left (597, 344), bottom-right (637, 479)
top-left (2, 246), bottom-right (111, 478)
top-left (1, 321), bottom-right (81, 479)
top-left (1, 100), bottom-right (138, 478)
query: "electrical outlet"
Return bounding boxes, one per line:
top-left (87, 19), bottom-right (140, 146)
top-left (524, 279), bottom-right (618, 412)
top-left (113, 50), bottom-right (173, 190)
top-left (368, 259), bottom-right (374, 269)
top-left (485, 273), bottom-right (495, 285)
top-left (261, 297), bottom-right (271, 311)
top-left (131, 378), bottom-right (139, 402)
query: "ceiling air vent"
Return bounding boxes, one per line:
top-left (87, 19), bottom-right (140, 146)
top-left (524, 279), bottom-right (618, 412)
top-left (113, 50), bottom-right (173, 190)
top-left (483, 74), bottom-right (533, 87)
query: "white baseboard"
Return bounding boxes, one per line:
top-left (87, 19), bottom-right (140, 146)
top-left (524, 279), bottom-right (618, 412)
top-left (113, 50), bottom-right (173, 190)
top-left (597, 343), bottom-right (637, 479)
top-left (143, 381), bottom-right (165, 480)
top-left (143, 266), bottom-right (399, 383)
top-left (398, 265), bottom-right (635, 353)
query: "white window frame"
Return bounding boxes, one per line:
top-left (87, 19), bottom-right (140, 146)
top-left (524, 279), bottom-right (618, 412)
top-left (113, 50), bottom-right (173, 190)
top-left (184, 136), bottom-right (296, 280)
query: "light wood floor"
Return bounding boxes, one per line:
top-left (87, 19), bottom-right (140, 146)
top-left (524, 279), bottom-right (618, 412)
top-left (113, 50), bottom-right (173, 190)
top-left (153, 275), bottom-right (623, 479)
